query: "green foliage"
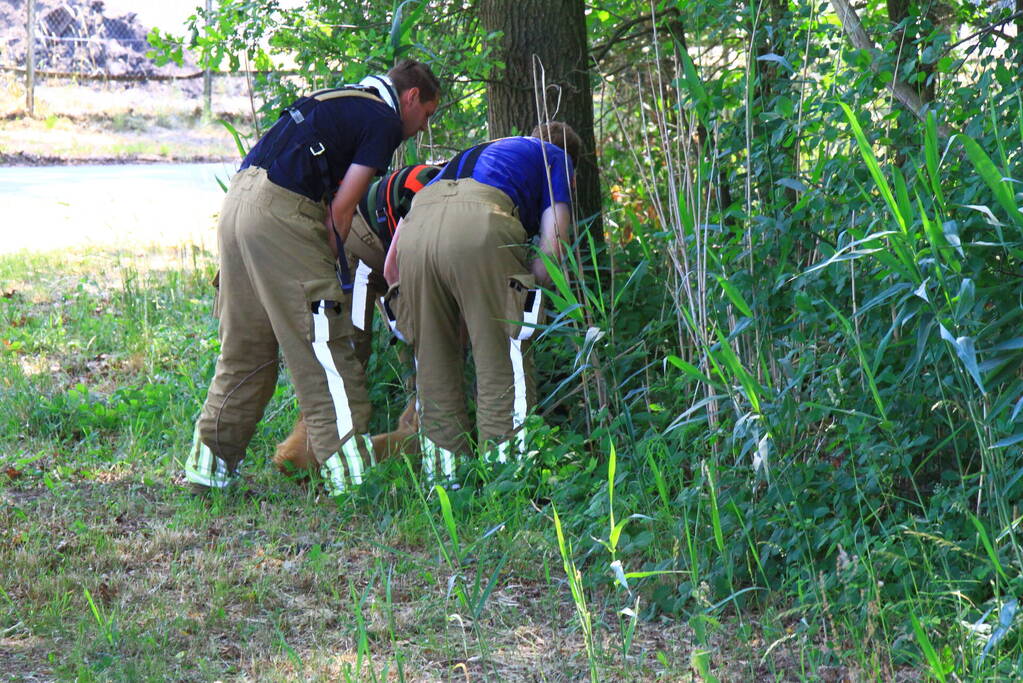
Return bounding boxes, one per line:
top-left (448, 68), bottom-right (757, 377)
top-left (9, 0), bottom-right (1023, 676)
top-left (148, 0), bottom-right (496, 156)
top-left (535, 0), bottom-right (1023, 673)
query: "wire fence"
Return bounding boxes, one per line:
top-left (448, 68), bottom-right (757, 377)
top-left (0, 0), bottom-right (213, 116)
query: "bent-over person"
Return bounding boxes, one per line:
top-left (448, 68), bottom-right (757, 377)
top-left (384, 122), bottom-right (579, 484)
top-left (185, 60), bottom-right (440, 497)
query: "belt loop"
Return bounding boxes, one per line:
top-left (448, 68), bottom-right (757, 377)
top-left (240, 169), bottom-right (257, 191)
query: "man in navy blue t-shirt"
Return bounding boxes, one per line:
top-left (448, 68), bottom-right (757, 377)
top-left (185, 60), bottom-right (440, 498)
top-left (384, 122), bottom-right (580, 483)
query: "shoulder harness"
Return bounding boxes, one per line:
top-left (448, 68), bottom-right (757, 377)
top-left (248, 78), bottom-right (401, 293)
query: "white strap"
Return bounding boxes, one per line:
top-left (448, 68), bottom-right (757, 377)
top-left (311, 299), bottom-right (354, 440)
top-left (515, 288), bottom-right (542, 341)
top-left (383, 295), bottom-right (407, 342)
top-left (351, 260), bottom-right (372, 330)
top-left (358, 74), bottom-right (400, 115)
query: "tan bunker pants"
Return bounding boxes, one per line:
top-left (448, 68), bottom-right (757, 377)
top-left (395, 179), bottom-right (543, 481)
top-left (345, 212), bottom-right (391, 366)
top-left (185, 167), bottom-right (374, 494)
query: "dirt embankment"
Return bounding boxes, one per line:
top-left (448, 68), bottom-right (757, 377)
top-left (0, 0), bottom-right (252, 165)
top-left (0, 0), bottom-right (196, 79)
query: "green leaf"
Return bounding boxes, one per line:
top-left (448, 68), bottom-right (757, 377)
top-left (705, 463), bottom-right (725, 555)
top-left (712, 326), bottom-right (763, 414)
top-left (969, 514), bottom-right (1009, 584)
top-left (435, 485), bottom-right (460, 563)
top-left (992, 432), bottom-right (1023, 449)
top-left (715, 275), bottom-right (754, 317)
top-left (891, 166), bottom-right (913, 235)
top-left (910, 611), bottom-right (947, 683)
top-left (938, 324), bottom-right (986, 395)
top-left (219, 118), bottom-right (249, 159)
top-left (840, 103), bottom-right (906, 232)
top-left (924, 112), bottom-right (947, 211)
top-left (960, 134), bottom-right (1023, 229)
top-left (678, 45), bottom-right (709, 124)
top-left (471, 550), bottom-right (509, 619)
top-left (607, 441), bottom-right (617, 539)
top-left (538, 252), bottom-right (583, 323)
top-left (666, 355), bottom-right (713, 385)
top-left (756, 53), bottom-right (793, 72)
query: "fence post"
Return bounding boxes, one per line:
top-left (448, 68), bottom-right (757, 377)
top-left (26, 0), bottom-right (35, 116)
top-left (202, 0), bottom-right (212, 120)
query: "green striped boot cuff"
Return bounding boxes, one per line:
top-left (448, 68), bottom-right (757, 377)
top-left (320, 434), bottom-right (373, 497)
top-left (184, 426), bottom-right (237, 489)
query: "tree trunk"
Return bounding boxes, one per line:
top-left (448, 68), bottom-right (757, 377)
top-left (887, 0), bottom-right (936, 103)
top-left (479, 0), bottom-right (603, 241)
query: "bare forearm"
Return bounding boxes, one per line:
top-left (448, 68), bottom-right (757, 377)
top-left (325, 206), bottom-right (355, 256)
top-left (383, 220), bottom-right (402, 285)
top-left (534, 202), bottom-right (572, 285)
top-left (326, 163), bottom-right (376, 257)
top-left (531, 256), bottom-right (552, 286)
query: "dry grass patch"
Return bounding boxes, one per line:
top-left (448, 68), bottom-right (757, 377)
top-left (0, 76), bottom-right (251, 162)
top-left (0, 473), bottom-right (702, 681)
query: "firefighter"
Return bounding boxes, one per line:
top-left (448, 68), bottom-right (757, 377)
top-left (384, 122), bottom-right (580, 484)
top-left (272, 163), bottom-right (442, 475)
top-left (347, 163), bottom-right (443, 364)
top-left (185, 60), bottom-right (440, 497)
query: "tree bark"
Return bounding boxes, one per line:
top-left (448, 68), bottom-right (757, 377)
top-left (479, 0), bottom-right (602, 241)
top-left (886, 0), bottom-right (936, 104)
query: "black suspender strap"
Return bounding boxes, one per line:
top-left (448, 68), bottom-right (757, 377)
top-left (247, 85), bottom-right (393, 294)
top-left (332, 219), bottom-right (353, 293)
top-left (251, 87), bottom-right (384, 202)
top-left (438, 141), bottom-right (494, 181)
top-left (374, 174), bottom-right (391, 230)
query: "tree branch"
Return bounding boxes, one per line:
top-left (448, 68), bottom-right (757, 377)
top-left (947, 9), bottom-right (1023, 51)
top-left (590, 8), bottom-right (681, 64)
top-left (829, 0), bottom-right (955, 139)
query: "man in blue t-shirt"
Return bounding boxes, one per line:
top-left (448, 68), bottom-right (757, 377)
top-left (185, 60), bottom-right (440, 498)
top-left (384, 122), bottom-right (580, 483)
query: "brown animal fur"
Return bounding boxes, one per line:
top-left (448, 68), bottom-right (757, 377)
top-left (272, 397), bottom-right (420, 475)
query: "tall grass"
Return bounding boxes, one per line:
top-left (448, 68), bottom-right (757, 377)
top-left (569, 14), bottom-right (1023, 677)
top-left (4, 11), bottom-right (1023, 679)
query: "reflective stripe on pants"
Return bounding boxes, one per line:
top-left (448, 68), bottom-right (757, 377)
top-left (184, 423), bottom-right (237, 488)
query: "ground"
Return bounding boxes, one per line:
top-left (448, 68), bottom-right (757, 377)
top-left (0, 75), bottom-right (247, 164)
top-left (0, 75), bottom-right (912, 682)
top-left (0, 245), bottom-right (899, 682)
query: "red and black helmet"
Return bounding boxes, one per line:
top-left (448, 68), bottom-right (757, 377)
top-left (361, 164), bottom-right (441, 246)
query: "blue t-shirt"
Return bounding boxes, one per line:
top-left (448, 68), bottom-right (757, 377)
top-left (432, 137), bottom-right (574, 237)
top-left (241, 92), bottom-right (403, 202)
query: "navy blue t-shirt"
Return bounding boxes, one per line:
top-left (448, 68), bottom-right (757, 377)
top-left (431, 137), bottom-right (574, 237)
top-left (241, 92), bottom-right (403, 202)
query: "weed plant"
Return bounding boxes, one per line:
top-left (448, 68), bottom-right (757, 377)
top-left (4, 16), bottom-right (1023, 683)
top-left (0, 247), bottom-right (699, 680)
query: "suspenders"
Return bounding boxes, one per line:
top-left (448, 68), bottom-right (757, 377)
top-left (437, 141), bottom-right (495, 181)
top-left (250, 86), bottom-right (386, 202)
top-left (247, 85), bottom-right (393, 293)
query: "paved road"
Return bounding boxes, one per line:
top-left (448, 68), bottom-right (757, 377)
top-left (0, 162), bottom-right (234, 254)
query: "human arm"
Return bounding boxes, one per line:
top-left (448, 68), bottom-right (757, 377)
top-left (325, 163), bottom-right (377, 257)
top-left (383, 218), bottom-right (404, 286)
top-left (531, 201), bottom-right (572, 286)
